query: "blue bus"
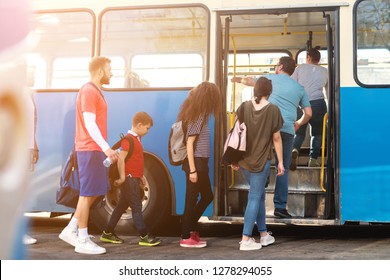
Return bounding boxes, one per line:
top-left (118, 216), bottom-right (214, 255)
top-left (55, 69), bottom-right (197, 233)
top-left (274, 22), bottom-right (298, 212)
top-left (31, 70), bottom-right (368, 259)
top-left (23, 0), bottom-right (390, 232)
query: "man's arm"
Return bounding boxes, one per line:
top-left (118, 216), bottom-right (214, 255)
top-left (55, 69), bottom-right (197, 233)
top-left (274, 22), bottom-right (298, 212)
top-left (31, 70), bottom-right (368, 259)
top-left (294, 107), bottom-right (312, 131)
top-left (83, 112), bottom-right (118, 162)
top-left (231, 76), bottom-right (256, 86)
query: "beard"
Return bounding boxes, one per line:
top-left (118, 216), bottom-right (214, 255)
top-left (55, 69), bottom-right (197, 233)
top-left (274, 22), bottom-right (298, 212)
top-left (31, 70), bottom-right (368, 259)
top-left (100, 74), bottom-right (110, 85)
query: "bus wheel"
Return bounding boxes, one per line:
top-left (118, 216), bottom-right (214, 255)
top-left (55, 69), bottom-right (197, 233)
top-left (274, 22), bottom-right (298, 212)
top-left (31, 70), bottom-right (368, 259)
top-left (90, 156), bottom-right (171, 234)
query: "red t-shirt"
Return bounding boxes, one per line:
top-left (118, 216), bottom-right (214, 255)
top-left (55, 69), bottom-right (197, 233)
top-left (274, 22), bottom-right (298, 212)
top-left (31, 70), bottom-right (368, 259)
top-left (75, 82), bottom-right (108, 151)
top-left (121, 133), bottom-right (144, 178)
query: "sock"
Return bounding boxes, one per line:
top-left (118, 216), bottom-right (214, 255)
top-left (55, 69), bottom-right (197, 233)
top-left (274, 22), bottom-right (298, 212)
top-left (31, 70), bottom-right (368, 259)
top-left (68, 217), bottom-right (78, 231)
top-left (78, 227), bottom-right (89, 240)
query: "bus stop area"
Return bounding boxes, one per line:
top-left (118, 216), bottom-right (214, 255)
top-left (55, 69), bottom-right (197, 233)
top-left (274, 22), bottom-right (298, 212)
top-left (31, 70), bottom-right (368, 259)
top-left (25, 214), bottom-right (390, 260)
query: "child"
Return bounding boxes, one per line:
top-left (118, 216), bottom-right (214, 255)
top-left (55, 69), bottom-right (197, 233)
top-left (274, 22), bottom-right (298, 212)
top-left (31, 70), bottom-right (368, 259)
top-left (176, 81), bottom-right (221, 248)
top-left (100, 112), bottom-right (161, 246)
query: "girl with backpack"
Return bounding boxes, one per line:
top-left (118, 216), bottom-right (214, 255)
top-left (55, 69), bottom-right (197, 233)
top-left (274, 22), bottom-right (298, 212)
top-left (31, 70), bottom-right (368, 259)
top-left (176, 81), bottom-right (221, 248)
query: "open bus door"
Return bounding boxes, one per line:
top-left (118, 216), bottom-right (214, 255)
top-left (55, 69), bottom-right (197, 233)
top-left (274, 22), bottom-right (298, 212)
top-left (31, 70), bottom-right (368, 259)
top-left (216, 6), bottom-right (341, 226)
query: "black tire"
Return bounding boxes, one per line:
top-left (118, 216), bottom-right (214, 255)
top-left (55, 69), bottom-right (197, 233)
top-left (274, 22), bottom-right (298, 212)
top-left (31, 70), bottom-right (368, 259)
top-left (90, 155), bottom-right (171, 234)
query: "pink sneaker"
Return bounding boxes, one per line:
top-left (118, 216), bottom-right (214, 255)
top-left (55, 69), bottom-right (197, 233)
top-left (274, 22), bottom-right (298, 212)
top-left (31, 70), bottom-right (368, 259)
top-left (190, 231), bottom-right (207, 245)
top-left (180, 236), bottom-right (207, 248)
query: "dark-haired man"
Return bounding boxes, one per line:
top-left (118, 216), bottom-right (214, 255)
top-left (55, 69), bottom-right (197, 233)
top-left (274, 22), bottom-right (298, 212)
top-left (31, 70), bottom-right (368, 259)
top-left (290, 48), bottom-right (328, 169)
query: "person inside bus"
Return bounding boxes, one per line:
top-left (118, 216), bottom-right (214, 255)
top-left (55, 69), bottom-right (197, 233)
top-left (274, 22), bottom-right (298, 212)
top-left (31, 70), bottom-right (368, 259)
top-left (100, 111), bottom-right (161, 247)
top-left (290, 47), bottom-right (328, 170)
top-left (231, 77), bottom-right (284, 251)
top-left (177, 81), bottom-right (221, 248)
top-left (59, 56), bottom-right (119, 255)
top-left (231, 56), bottom-right (312, 219)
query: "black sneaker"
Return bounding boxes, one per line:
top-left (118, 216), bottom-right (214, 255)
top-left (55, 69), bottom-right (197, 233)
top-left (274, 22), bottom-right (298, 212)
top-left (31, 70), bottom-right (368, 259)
top-left (100, 231), bottom-right (124, 244)
top-left (274, 208), bottom-right (292, 218)
top-left (290, 149), bottom-right (299, 171)
top-left (139, 234), bottom-right (161, 246)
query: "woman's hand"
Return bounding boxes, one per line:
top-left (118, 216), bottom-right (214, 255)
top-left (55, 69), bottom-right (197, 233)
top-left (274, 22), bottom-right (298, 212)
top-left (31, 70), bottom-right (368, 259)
top-left (114, 177), bottom-right (125, 186)
top-left (276, 162), bottom-right (285, 176)
top-left (230, 164), bottom-right (240, 171)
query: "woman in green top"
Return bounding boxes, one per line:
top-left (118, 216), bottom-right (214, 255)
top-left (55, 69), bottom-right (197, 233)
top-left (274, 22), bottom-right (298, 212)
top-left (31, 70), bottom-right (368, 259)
top-left (232, 77), bottom-right (284, 251)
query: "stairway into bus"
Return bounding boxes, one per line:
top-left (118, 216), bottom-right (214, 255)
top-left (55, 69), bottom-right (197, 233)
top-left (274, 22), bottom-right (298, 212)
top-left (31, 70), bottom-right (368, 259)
top-left (226, 138), bottom-right (330, 223)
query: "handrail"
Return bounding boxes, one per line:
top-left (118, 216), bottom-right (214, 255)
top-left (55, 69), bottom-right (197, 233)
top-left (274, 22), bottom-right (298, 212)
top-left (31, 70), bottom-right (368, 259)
top-left (319, 113), bottom-right (328, 192)
top-left (228, 36), bottom-right (237, 189)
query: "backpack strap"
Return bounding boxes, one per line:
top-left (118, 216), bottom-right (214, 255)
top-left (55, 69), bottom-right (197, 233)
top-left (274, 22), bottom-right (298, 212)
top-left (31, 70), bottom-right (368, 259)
top-left (121, 134), bottom-right (135, 161)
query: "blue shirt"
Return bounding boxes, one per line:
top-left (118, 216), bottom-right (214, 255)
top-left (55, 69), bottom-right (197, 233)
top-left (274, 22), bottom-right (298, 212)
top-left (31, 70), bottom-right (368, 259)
top-left (264, 74), bottom-right (310, 135)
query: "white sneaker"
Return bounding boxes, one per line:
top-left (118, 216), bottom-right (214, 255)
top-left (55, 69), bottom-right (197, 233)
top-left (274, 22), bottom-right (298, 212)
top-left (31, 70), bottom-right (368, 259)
top-left (239, 238), bottom-right (262, 251)
top-left (75, 237), bottom-right (106, 255)
top-left (23, 234), bottom-right (37, 245)
top-left (59, 227), bottom-right (78, 247)
top-left (260, 232), bottom-right (275, 246)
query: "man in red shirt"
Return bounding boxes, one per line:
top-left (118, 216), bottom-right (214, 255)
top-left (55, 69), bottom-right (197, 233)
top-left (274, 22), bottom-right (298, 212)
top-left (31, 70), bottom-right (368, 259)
top-left (59, 56), bottom-right (118, 255)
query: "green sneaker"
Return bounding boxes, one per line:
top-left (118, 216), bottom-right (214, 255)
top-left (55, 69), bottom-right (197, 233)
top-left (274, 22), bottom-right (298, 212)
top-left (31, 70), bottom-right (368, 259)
top-left (308, 158), bottom-right (320, 167)
top-left (100, 231), bottom-right (124, 244)
top-left (139, 234), bottom-right (161, 246)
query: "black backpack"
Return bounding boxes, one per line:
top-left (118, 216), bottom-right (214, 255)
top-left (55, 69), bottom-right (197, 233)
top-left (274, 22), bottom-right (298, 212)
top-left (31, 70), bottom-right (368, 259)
top-left (108, 133), bottom-right (134, 187)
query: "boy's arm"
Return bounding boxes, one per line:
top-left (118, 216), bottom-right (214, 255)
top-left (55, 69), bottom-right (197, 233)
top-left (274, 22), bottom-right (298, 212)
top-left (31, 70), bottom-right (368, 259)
top-left (114, 150), bottom-right (128, 186)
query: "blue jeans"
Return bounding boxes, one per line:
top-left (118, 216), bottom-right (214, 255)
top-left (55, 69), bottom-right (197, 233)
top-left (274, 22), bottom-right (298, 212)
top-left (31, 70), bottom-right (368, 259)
top-left (274, 132), bottom-right (294, 209)
top-left (241, 161), bottom-right (271, 236)
top-left (293, 99), bottom-right (327, 159)
top-left (106, 177), bottom-right (148, 236)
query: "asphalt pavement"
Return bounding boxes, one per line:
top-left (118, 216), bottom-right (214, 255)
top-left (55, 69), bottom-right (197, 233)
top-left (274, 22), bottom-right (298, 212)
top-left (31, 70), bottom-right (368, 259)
top-left (23, 214), bottom-right (390, 260)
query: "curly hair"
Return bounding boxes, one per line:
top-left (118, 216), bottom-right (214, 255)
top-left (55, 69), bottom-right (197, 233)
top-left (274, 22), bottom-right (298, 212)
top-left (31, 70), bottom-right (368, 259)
top-left (177, 81), bottom-right (221, 123)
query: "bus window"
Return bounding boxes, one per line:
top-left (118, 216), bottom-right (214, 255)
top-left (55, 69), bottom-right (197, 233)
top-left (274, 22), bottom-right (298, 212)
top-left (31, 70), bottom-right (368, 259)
top-left (227, 52), bottom-right (290, 112)
top-left (131, 54), bottom-right (203, 88)
top-left (52, 57), bottom-right (90, 89)
top-left (24, 54), bottom-right (46, 89)
top-left (31, 11), bottom-right (95, 89)
top-left (99, 6), bottom-right (209, 88)
top-left (296, 49), bottom-right (329, 67)
top-left (355, 0), bottom-right (390, 86)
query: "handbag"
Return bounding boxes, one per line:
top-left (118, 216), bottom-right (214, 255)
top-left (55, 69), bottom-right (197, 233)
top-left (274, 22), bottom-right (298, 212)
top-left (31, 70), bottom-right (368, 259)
top-left (222, 101), bottom-right (247, 165)
top-left (56, 150), bottom-right (80, 208)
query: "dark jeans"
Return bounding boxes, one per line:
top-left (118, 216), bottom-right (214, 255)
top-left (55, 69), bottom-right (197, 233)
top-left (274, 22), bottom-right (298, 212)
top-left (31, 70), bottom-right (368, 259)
top-left (181, 170), bottom-right (213, 239)
top-left (293, 99), bottom-right (327, 159)
top-left (106, 177), bottom-right (147, 236)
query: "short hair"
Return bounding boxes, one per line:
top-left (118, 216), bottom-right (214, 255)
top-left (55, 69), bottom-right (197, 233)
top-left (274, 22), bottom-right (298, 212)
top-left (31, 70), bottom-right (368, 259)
top-left (89, 56), bottom-right (111, 73)
top-left (132, 111), bottom-right (153, 126)
top-left (254, 77), bottom-right (272, 104)
top-left (278, 56), bottom-right (296, 76)
top-left (307, 48), bottom-right (321, 63)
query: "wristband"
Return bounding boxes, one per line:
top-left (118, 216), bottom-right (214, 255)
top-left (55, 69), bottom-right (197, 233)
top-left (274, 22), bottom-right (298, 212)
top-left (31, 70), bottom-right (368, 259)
top-left (189, 170), bottom-right (197, 174)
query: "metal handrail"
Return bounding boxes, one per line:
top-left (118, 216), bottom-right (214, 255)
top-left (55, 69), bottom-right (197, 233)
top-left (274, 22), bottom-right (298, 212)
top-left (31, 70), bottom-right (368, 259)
top-left (320, 112), bottom-right (328, 192)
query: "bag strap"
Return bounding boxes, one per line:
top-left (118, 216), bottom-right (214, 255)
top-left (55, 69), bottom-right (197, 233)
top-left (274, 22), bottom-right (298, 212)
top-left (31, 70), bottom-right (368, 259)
top-left (120, 133), bottom-right (135, 161)
top-left (237, 100), bottom-right (248, 123)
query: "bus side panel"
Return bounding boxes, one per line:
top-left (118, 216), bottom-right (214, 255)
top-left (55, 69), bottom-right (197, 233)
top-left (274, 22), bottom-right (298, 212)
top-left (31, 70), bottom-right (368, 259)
top-left (30, 92), bottom-right (77, 212)
top-left (30, 90), bottom-right (215, 217)
top-left (104, 90), bottom-right (215, 217)
top-left (340, 86), bottom-right (390, 223)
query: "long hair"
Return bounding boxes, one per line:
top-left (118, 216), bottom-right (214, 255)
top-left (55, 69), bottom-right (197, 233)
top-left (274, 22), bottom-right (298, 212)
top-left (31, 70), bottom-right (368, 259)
top-left (253, 77), bottom-right (272, 104)
top-left (177, 81), bottom-right (221, 122)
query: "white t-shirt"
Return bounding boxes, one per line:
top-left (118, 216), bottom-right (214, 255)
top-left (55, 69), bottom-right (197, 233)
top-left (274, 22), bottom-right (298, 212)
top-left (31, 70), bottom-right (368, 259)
top-left (291, 63), bottom-right (328, 101)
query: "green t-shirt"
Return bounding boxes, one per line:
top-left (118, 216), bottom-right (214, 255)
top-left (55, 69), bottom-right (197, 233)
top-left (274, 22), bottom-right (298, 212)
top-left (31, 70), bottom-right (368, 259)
top-left (237, 100), bottom-right (283, 172)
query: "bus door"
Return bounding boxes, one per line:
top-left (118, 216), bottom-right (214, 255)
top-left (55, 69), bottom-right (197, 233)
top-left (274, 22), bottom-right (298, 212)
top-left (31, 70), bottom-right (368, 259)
top-left (217, 6), bottom-right (340, 225)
